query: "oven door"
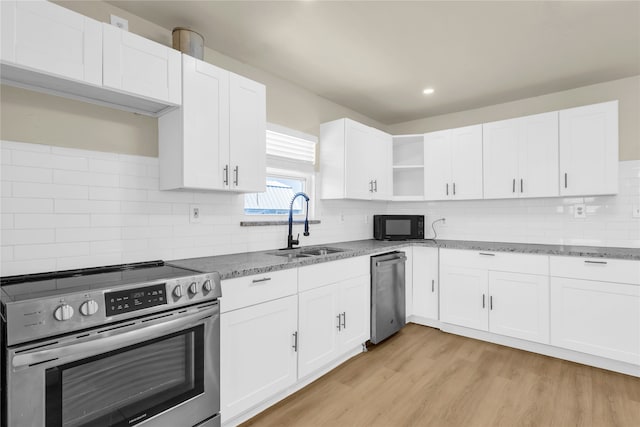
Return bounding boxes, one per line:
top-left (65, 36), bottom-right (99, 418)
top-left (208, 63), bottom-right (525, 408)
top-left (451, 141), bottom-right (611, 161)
top-left (6, 302), bottom-right (219, 427)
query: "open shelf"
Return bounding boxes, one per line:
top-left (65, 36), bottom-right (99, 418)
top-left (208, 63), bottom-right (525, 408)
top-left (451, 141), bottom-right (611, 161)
top-left (393, 134), bottom-right (424, 198)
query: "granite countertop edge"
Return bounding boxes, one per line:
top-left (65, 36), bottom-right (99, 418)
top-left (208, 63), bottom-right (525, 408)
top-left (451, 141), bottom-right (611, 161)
top-left (168, 239), bottom-right (640, 280)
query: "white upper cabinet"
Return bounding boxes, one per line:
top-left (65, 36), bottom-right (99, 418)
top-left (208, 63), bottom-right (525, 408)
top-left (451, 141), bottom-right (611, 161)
top-left (559, 101), bottom-right (619, 196)
top-left (483, 111), bottom-right (559, 199)
top-left (159, 56), bottom-right (266, 193)
top-left (424, 124), bottom-right (483, 201)
top-left (103, 23), bottom-right (181, 105)
top-left (320, 118), bottom-right (392, 200)
top-left (1, 0), bottom-right (101, 85)
top-left (228, 72), bottom-right (267, 193)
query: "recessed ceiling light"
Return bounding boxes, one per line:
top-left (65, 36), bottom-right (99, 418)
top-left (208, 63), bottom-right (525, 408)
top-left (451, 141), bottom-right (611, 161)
top-left (423, 88), bottom-right (435, 95)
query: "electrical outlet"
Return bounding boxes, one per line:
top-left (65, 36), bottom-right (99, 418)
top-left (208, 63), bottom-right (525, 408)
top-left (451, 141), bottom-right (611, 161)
top-left (110, 14), bottom-right (129, 31)
top-left (574, 203), bottom-right (586, 219)
top-left (189, 205), bottom-right (201, 223)
top-left (633, 205), bottom-right (640, 219)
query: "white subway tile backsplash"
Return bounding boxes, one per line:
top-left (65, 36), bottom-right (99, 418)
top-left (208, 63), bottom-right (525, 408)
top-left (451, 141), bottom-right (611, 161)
top-left (54, 170), bottom-right (119, 187)
top-left (2, 198), bottom-right (54, 213)
top-left (119, 175), bottom-right (159, 190)
top-left (14, 242), bottom-right (90, 260)
top-left (11, 151), bottom-right (54, 168)
top-left (1, 246), bottom-right (14, 262)
top-left (13, 183), bottom-right (88, 200)
top-left (1, 165), bottom-right (53, 183)
top-left (0, 149), bottom-right (11, 165)
top-left (50, 155), bottom-right (89, 171)
top-left (2, 229), bottom-right (55, 245)
top-left (1, 258), bottom-right (57, 276)
top-left (1, 214), bottom-right (13, 229)
top-left (14, 214), bottom-right (90, 229)
top-left (1, 141), bottom-right (50, 152)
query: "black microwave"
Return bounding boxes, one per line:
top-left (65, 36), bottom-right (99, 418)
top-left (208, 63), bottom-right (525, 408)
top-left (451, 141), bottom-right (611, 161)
top-left (373, 215), bottom-right (424, 240)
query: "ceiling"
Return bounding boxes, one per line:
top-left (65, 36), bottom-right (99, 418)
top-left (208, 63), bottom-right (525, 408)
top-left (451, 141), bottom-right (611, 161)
top-left (107, 1), bottom-right (640, 125)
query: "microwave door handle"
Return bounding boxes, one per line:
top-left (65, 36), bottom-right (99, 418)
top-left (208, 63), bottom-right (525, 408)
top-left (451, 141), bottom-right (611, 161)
top-left (12, 306), bottom-right (218, 368)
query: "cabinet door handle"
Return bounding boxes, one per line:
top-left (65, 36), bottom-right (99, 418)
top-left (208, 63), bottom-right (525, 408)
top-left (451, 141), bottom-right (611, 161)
top-left (520, 178), bottom-right (523, 193)
top-left (251, 277), bottom-right (271, 284)
top-left (584, 260), bottom-right (608, 265)
top-left (512, 178), bottom-right (515, 193)
top-left (336, 314), bottom-right (342, 331)
top-left (233, 166), bottom-right (239, 186)
top-left (446, 183), bottom-right (449, 196)
top-left (453, 182), bottom-right (456, 196)
top-left (292, 331), bottom-right (298, 352)
top-left (342, 312), bottom-right (346, 329)
top-left (479, 252), bottom-right (495, 257)
top-left (431, 279), bottom-right (435, 293)
top-left (490, 296), bottom-right (493, 310)
top-left (564, 173), bottom-right (568, 188)
top-left (369, 180), bottom-right (373, 192)
top-left (373, 180), bottom-right (377, 192)
top-left (223, 165), bottom-right (229, 186)
top-left (482, 294), bottom-right (486, 309)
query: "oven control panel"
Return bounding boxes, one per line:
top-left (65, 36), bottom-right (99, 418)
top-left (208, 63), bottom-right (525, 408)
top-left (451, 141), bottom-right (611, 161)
top-left (105, 283), bottom-right (167, 316)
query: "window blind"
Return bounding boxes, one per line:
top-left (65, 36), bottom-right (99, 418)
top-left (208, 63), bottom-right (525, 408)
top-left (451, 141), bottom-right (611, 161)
top-left (266, 130), bottom-right (316, 164)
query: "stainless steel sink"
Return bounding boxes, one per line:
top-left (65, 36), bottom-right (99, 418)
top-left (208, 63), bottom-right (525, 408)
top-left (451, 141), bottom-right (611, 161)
top-left (269, 246), bottom-right (346, 258)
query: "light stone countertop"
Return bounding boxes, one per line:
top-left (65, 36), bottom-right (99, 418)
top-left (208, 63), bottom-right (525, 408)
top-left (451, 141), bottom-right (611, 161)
top-left (168, 239), bottom-right (640, 279)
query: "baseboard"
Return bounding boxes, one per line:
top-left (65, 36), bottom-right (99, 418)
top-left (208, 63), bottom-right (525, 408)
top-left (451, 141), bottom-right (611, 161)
top-left (222, 345), bottom-right (364, 427)
top-left (439, 322), bottom-right (640, 378)
top-left (408, 316), bottom-right (440, 329)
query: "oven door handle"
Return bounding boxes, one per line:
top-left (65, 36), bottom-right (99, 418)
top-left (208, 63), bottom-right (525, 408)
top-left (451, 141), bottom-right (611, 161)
top-left (13, 306), bottom-right (218, 369)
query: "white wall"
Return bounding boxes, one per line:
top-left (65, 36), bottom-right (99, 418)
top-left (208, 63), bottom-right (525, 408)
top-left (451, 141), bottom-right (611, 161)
top-left (0, 140), bottom-right (381, 276)
top-left (388, 160), bottom-right (640, 248)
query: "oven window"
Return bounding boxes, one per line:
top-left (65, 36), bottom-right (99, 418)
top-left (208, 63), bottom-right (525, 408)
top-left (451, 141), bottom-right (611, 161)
top-left (45, 326), bottom-right (204, 427)
top-left (386, 219), bottom-right (410, 235)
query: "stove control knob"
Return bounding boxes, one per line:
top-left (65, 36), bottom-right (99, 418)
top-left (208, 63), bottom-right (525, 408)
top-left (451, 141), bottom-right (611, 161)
top-left (202, 279), bottom-right (212, 293)
top-left (54, 304), bottom-right (74, 321)
top-left (173, 285), bottom-right (183, 299)
top-left (188, 282), bottom-right (198, 296)
top-left (80, 300), bottom-right (99, 316)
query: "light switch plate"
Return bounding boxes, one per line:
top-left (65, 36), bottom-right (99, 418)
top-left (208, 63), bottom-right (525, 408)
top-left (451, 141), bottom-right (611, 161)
top-left (574, 203), bottom-right (586, 219)
top-left (189, 204), bottom-right (201, 223)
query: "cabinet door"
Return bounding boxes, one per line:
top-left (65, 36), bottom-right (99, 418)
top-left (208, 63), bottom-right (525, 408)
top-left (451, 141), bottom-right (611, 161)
top-left (220, 296), bottom-right (298, 422)
top-left (488, 271), bottom-right (549, 344)
top-left (338, 275), bottom-right (370, 351)
top-left (182, 55), bottom-right (229, 190)
top-left (345, 119), bottom-right (375, 200)
top-left (519, 111), bottom-right (559, 198)
top-left (424, 130), bottom-right (452, 200)
top-left (370, 128), bottom-right (393, 200)
top-left (103, 23), bottom-right (181, 104)
top-left (412, 247), bottom-right (439, 320)
top-left (559, 101), bottom-right (618, 196)
top-left (229, 72), bottom-right (266, 193)
top-left (483, 118), bottom-right (519, 199)
top-left (550, 277), bottom-right (640, 365)
top-left (450, 124), bottom-right (483, 200)
top-left (1, 0), bottom-right (101, 85)
top-left (298, 284), bottom-right (339, 378)
top-left (440, 265), bottom-right (488, 330)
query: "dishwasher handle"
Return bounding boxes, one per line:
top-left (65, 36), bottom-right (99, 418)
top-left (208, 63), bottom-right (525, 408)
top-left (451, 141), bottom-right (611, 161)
top-left (375, 256), bottom-right (407, 268)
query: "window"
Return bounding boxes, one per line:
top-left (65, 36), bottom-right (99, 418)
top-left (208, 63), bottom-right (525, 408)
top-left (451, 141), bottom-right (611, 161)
top-left (244, 124), bottom-right (317, 216)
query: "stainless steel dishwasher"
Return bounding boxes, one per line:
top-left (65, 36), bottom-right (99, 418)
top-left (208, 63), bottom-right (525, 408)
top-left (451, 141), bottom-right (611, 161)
top-left (370, 251), bottom-right (407, 344)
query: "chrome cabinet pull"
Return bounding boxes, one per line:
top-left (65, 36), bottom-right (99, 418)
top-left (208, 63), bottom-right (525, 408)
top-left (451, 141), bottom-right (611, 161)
top-left (223, 165), bottom-right (229, 185)
top-left (512, 178), bottom-right (515, 193)
top-left (520, 178), bottom-right (523, 193)
top-left (373, 180), bottom-right (378, 192)
top-left (446, 183), bottom-right (449, 196)
top-left (336, 314), bottom-right (342, 331)
top-left (251, 277), bottom-right (271, 284)
top-left (479, 252), bottom-right (495, 256)
top-left (584, 260), bottom-right (608, 265)
top-left (482, 294), bottom-right (485, 308)
top-left (564, 173), bottom-right (568, 188)
top-left (453, 182), bottom-right (456, 195)
top-left (292, 331), bottom-right (298, 352)
top-left (341, 312), bottom-right (346, 329)
top-left (431, 279), bottom-right (435, 293)
top-left (369, 180), bottom-right (373, 192)
top-left (233, 166), bottom-right (239, 186)
top-left (490, 296), bottom-right (493, 310)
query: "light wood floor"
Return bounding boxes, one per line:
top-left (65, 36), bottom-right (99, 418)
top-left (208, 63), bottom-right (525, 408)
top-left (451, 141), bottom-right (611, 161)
top-left (242, 323), bottom-right (640, 427)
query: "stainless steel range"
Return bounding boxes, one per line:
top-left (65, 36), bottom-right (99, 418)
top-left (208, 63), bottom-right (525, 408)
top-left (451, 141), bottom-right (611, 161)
top-left (0, 261), bottom-right (221, 427)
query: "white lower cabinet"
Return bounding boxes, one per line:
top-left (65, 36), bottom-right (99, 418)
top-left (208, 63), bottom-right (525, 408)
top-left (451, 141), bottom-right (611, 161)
top-left (440, 249), bottom-right (550, 344)
top-left (411, 246), bottom-right (439, 320)
top-left (298, 275), bottom-right (370, 378)
top-left (220, 295), bottom-right (298, 422)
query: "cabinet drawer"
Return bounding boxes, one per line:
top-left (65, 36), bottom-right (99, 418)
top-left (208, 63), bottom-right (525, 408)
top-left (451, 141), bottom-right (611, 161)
top-left (298, 256), bottom-right (369, 292)
top-left (550, 256), bottom-right (640, 285)
top-left (440, 248), bottom-right (548, 275)
top-left (221, 268), bottom-right (297, 313)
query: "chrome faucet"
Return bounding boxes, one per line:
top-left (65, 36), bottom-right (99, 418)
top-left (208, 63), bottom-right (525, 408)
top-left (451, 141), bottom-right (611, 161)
top-left (287, 192), bottom-right (310, 249)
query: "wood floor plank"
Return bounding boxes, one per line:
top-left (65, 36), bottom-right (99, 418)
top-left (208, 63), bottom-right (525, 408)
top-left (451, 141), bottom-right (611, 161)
top-left (241, 324), bottom-right (640, 427)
